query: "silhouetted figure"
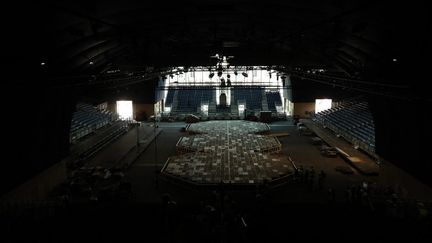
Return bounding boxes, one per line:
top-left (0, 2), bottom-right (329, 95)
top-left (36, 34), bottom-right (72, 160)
top-left (328, 187), bottom-right (336, 203)
top-left (318, 171), bottom-right (326, 190)
top-left (346, 186), bottom-right (353, 204)
top-left (153, 174), bottom-right (159, 189)
top-left (309, 166), bottom-right (315, 189)
top-left (319, 170), bottom-right (326, 178)
top-left (162, 193), bottom-right (177, 241)
top-left (304, 169), bottom-right (309, 183)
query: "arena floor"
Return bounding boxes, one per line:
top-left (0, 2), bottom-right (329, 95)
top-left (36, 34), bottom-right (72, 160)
top-left (5, 120), bottom-right (432, 242)
top-left (127, 119), bottom-right (432, 204)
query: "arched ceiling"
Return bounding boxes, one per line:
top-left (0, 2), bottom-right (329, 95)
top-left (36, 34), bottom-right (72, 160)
top-left (3, 0), bottom-right (431, 99)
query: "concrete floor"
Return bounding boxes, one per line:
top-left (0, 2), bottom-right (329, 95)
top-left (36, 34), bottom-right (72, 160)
top-left (127, 123), bottom-right (185, 202)
top-left (123, 120), bottom-right (432, 204)
top-left (95, 119), bottom-right (432, 241)
top-left (4, 120), bottom-right (432, 242)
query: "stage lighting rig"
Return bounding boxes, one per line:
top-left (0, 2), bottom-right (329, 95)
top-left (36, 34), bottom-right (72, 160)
top-left (220, 78), bottom-right (226, 87)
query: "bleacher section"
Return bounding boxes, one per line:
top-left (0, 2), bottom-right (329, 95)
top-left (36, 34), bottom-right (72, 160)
top-left (232, 87), bottom-right (263, 110)
top-left (70, 103), bottom-right (118, 142)
top-left (166, 87), bottom-right (284, 120)
top-left (266, 91), bottom-right (282, 112)
top-left (165, 89), bottom-right (175, 107)
top-left (313, 101), bottom-right (375, 153)
top-left (170, 88), bottom-right (213, 114)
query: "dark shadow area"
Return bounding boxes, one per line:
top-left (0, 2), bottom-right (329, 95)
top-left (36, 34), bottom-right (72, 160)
top-left (3, 187), bottom-right (432, 242)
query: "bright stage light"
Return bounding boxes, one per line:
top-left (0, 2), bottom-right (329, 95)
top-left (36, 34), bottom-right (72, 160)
top-left (116, 100), bottom-right (133, 120)
top-left (315, 99), bottom-right (332, 113)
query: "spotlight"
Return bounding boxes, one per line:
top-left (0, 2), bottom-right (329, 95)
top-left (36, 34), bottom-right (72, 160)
top-left (209, 73), bottom-right (214, 79)
top-left (242, 72), bottom-right (248, 77)
top-left (89, 61), bottom-right (94, 65)
top-left (234, 71), bottom-right (238, 76)
top-left (217, 64), bottom-right (223, 71)
top-left (40, 62), bottom-right (46, 66)
top-left (217, 71), bottom-right (222, 77)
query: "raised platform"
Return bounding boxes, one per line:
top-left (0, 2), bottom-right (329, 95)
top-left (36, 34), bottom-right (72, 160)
top-left (176, 134), bottom-right (281, 154)
top-left (187, 120), bottom-right (270, 134)
top-left (161, 120), bottom-right (293, 186)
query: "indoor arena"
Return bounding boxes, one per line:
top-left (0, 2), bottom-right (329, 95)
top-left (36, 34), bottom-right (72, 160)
top-left (2, 1), bottom-right (432, 242)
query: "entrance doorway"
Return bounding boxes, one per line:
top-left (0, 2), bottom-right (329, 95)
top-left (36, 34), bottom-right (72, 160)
top-left (219, 93), bottom-right (227, 106)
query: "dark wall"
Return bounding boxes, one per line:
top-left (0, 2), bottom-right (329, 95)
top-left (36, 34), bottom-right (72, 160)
top-left (365, 1), bottom-right (432, 186)
top-left (0, 79), bottom-right (156, 195)
top-left (291, 77), bottom-right (358, 102)
top-left (89, 80), bottom-right (157, 105)
top-left (369, 97), bottom-right (431, 186)
top-left (2, 87), bottom-right (75, 195)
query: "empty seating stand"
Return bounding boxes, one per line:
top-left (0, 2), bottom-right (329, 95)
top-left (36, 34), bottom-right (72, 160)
top-left (266, 91), bottom-right (282, 113)
top-left (165, 89), bottom-right (175, 107)
top-left (170, 87), bottom-right (213, 114)
top-left (232, 87), bottom-right (263, 111)
top-left (70, 103), bottom-right (118, 142)
top-left (168, 86), bottom-right (268, 118)
top-left (313, 101), bottom-right (376, 153)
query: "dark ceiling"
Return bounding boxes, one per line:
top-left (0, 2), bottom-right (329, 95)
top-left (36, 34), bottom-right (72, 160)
top-left (3, 0), bottom-right (431, 98)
